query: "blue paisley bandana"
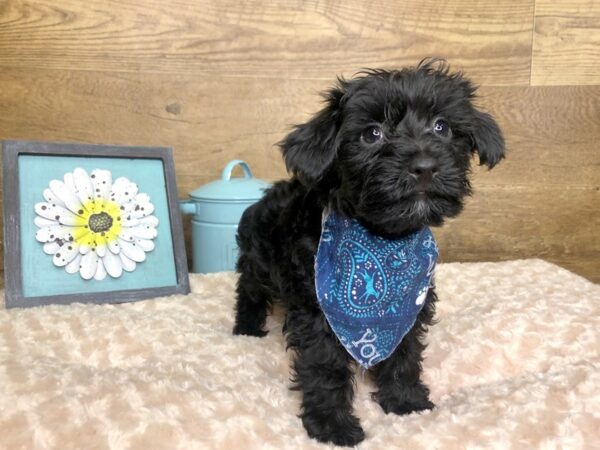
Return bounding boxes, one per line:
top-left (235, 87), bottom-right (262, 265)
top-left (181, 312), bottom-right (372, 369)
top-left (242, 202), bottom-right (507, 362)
top-left (314, 210), bottom-right (439, 368)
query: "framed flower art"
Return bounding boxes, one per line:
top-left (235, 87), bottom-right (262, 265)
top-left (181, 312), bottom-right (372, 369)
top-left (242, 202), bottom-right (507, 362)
top-left (2, 141), bottom-right (190, 308)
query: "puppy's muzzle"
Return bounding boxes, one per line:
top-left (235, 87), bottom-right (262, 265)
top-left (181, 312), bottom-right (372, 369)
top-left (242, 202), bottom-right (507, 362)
top-left (409, 156), bottom-right (438, 191)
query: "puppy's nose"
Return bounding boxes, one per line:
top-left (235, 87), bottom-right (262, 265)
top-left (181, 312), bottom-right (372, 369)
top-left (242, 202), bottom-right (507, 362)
top-left (409, 157), bottom-right (438, 185)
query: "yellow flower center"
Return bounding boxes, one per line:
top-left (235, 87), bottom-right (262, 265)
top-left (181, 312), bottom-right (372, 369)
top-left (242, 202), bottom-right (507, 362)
top-left (74, 199), bottom-right (122, 248)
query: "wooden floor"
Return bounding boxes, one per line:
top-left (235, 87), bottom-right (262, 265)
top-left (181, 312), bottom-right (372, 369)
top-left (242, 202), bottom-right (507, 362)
top-left (0, 0), bottom-right (598, 281)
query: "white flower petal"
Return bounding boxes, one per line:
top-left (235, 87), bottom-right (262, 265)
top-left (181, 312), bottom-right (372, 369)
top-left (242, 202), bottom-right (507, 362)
top-left (43, 188), bottom-right (66, 208)
top-left (96, 243), bottom-right (107, 257)
top-left (35, 222), bottom-right (79, 242)
top-left (109, 177), bottom-right (138, 205)
top-left (134, 193), bottom-right (150, 204)
top-left (120, 217), bottom-right (140, 227)
top-left (103, 251), bottom-right (123, 278)
top-left (49, 180), bottom-right (84, 215)
top-left (119, 253), bottom-right (136, 272)
top-left (120, 193), bottom-right (151, 215)
top-left (94, 259), bottom-right (107, 280)
top-left (118, 230), bottom-right (136, 243)
top-left (52, 242), bottom-right (79, 267)
top-left (90, 169), bottom-right (112, 200)
top-left (126, 224), bottom-right (157, 240)
top-left (65, 253), bottom-right (82, 274)
top-left (118, 238), bottom-right (146, 262)
top-left (135, 238), bottom-right (155, 252)
top-left (35, 216), bottom-right (58, 227)
top-left (63, 172), bottom-right (77, 192)
top-left (79, 244), bottom-right (91, 255)
top-left (35, 225), bottom-right (77, 243)
top-left (73, 168), bottom-right (95, 206)
top-left (43, 242), bottom-right (60, 255)
top-left (131, 201), bottom-right (155, 219)
top-left (80, 251), bottom-right (98, 280)
top-left (138, 215), bottom-right (159, 227)
top-left (108, 240), bottom-right (121, 254)
top-left (35, 202), bottom-right (79, 225)
top-left (119, 201), bottom-right (135, 213)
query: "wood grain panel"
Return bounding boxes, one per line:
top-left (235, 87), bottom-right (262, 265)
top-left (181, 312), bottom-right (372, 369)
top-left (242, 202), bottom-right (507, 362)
top-left (471, 85), bottom-right (600, 188)
top-left (532, 0), bottom-right (600, 85)
top-left (435, 186), bottom-right (599, 263)
top-left (1, 68), bottom-right (598, 281)
top-left (0, 0), bottom-right (534, 85)
top-left (1, 70), bottom-right (597, 191)
top-left (438, 187), bottom-right (600, 283)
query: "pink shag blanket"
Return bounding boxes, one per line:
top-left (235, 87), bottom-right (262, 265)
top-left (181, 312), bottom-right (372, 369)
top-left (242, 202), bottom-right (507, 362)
top-left (0, 259), bottom-right (598, 449)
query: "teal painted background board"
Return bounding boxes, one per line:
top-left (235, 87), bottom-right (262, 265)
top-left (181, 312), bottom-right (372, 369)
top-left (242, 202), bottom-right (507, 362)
top-left (19, 155), bottom-right (177, 297)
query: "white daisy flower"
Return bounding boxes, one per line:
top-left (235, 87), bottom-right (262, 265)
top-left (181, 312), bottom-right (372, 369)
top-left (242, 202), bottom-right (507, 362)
top-left (34, 168), bottom-right (159, 280)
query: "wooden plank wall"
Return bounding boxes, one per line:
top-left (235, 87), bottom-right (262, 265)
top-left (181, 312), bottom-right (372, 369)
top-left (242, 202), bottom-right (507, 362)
top-left (0, 0), bottom-right (598, 282)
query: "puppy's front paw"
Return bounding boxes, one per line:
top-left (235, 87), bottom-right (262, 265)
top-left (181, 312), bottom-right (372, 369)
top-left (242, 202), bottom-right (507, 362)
top-left (374, 383), bottom-right (435, 416)
top-left (232, 322), bottom-right (268, 337)
top-left (302, 411), bottom-right (365, 447)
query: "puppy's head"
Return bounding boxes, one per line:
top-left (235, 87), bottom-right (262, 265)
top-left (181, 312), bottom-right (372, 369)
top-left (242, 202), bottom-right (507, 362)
top-left (280, 59), bottom-right (505, 236)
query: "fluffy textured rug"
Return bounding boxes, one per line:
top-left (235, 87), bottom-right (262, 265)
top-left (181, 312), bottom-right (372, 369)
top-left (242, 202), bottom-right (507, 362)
top-left (0, 259), bottom-right (598, 449)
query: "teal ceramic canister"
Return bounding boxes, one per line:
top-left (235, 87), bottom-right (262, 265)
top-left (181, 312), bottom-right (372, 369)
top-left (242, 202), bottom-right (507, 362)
top-left (179, 160), bottom-right (270, 273)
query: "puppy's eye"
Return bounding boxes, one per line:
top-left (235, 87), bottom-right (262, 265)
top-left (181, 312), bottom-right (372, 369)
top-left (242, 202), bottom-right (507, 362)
top-left (361, 126), bottom-right (384, 144)
top-left (433, 119), bottom-right (451, 137)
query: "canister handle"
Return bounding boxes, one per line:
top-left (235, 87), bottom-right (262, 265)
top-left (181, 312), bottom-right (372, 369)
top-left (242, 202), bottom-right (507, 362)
top-left (222, 160), bottom-right (253, 181)
top-left (179, 199), bottom-right (197, 216)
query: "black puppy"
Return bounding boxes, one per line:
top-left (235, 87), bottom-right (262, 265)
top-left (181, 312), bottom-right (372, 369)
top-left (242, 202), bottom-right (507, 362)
top-left (233, 59), bottom-right (504, 446)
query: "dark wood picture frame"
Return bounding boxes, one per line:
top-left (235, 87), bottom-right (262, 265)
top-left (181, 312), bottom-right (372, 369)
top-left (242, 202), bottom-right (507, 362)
top-left (2, 140), bottom-right (190, 308)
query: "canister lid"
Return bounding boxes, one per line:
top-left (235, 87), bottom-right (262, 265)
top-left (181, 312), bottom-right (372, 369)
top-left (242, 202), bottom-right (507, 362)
top-left (189, 160), bottom-right (270, 202)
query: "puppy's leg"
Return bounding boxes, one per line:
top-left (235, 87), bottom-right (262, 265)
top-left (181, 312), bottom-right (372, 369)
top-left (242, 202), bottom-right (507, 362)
top-left (233, 270), bottom-right (271, 337)
top-left (286, 308), bottom-right (365, 447)
top-left (372, 290), bottom-right (436, 415)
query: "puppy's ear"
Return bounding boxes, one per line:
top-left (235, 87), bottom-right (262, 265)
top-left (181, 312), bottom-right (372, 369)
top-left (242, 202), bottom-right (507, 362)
top-left (471, 109), bottom-right (505, 169)
top-left (280, 85), bottom-right (344, 185)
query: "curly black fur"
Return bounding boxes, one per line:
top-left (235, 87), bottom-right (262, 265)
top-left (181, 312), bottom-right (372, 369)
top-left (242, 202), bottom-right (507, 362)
top-left (233, 59), bottom-right (505, 446)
